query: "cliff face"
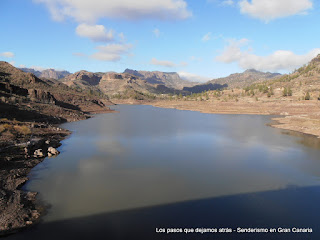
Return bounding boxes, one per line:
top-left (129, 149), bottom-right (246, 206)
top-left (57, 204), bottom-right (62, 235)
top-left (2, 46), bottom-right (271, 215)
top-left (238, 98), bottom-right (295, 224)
top-left (124, 69), bottom-right (198, 89)
top-left (28, 89), bottom-right (56, 104)
top-left (40, 69), bottom-right (70, 79)
top-left (63, 70), bottom-right (102, 86)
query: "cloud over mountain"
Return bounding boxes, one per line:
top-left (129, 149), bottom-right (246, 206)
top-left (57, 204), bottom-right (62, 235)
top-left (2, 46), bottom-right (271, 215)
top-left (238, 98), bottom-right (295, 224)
top-left (216, 38), bottom-right (320, 72)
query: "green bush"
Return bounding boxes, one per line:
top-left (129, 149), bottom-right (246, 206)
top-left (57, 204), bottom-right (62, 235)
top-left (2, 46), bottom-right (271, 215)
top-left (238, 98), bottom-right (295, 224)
top-left (305, 92), bottom-right (311, 100)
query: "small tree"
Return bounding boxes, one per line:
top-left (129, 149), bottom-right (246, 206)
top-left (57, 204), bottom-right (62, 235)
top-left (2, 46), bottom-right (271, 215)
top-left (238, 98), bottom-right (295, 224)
top-left (305, 92), bottom-right (311, 100)
top-left (270, 87), bottom-right (274, 95)
top-left (288, 87), bottom-right (293, 96)
top-left (283, 87), bottom-right (288, 97)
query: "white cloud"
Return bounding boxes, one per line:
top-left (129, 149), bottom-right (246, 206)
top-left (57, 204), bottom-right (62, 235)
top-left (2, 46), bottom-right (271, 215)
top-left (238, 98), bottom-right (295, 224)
top-left (76, 24), bottom-right (114, 42)
top-left (153, 28), bottom-right (161, 38)
top-left (9, 61), bottom-right (16, 66)
top-left (19, 64), bottom-right (26, 68)
top-left (222, 0), bottom-right (234, 6)
top-left (34, 0), bottom-right (192, 23)
top-left (216, 38), bottom-right (320, 72)
top-left (215, 38), bottom-right (249, 63)
top-left (91, 43), bottom-right (133, 61)
top-left (178, 72), bottom-right (211, 82)
top-left (150, 58), bottom-right (177, 67)
top-left (30, 65), bottom-right (47, 71)
top-left (0, 52), bottom-right (15, 58)
top-left (202, 32), bottom-right (212, 42)
top-left (239, 0), bottom-right (313, 21)
top-left (239, 49), bottom-right (320, 72)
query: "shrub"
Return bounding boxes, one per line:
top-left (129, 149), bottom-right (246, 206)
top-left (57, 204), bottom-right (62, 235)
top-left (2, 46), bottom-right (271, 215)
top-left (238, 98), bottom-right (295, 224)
top-left (0, 125), bottom-right (5, 133)
top-left (305, 92), bottom-right (311, 100)
top-left (14, 125), bottom-right (31, 135)
top-left (283, 87), bottom-right (288, 97)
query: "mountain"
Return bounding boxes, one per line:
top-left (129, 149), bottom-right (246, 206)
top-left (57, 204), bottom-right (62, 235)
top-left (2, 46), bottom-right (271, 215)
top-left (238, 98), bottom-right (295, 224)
top-left (124, 69), bottom-right (198, 90)
top-left (209, 69), bottom-right (281, 88)
top-left (62, 70), bottom-right (185, 99)
top-left (251, 54), bottom-right (320, 99)
top-left (20, 67), bottom-right (71, 80)
top-left (183, 83), bottom-right (228, 93)
top-left (40, 69), bottom-right (70, 79)
top-left (62, 70), bottom-right (102, 87)
top-left (0, 61), bottom-right (112, 122)
top-left (183, 69), bottom-right (281, 93)
top-left (19, 68), bottom-right (42, 76)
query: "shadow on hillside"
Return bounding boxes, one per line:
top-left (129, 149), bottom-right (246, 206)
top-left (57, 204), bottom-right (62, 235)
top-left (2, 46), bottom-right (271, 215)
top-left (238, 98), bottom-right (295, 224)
top-left (6, 185), bottom-right (320, 240)
top-left (0, 102), bottom-right (66, 123)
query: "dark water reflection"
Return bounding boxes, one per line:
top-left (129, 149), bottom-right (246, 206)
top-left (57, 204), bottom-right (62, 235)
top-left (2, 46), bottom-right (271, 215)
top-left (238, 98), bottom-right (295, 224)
top-left (8, 105), bottom-right (320, 240)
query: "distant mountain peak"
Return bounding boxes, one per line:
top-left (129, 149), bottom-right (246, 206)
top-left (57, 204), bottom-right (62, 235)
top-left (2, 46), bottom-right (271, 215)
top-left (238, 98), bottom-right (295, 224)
top-left (244, 69), bottom-right (259, 73)
top-left (123, 69), bottom-right (198, 89)
top-left (19, 67), bottom-right (71, 80)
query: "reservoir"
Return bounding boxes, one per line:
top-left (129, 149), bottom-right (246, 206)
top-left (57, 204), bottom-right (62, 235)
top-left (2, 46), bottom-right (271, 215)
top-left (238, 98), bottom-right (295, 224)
top-left (8, 105), bottom-right (320, 240)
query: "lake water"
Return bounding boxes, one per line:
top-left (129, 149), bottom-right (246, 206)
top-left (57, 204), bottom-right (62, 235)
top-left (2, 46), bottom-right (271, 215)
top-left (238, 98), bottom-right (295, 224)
top-left (8, 105), bottom-right (320, 240)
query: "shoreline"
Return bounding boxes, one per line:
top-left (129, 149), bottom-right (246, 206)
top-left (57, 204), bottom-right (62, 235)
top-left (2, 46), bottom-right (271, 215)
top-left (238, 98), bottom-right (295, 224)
top-left (113, 99), bottom-right (320, 139)
top-left (0, 108), bottom-right (114, 236)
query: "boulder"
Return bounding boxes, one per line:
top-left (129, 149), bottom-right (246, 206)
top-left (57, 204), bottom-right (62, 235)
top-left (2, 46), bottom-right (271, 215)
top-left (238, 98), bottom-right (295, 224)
top-left (48, 147), bottom-right (59, 156)
top-left (33, 149), bottom-right (44, 158)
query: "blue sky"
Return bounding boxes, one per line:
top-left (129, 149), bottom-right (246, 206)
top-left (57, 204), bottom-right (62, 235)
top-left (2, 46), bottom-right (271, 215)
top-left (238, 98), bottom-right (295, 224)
top-left (1, 0), bottom-right (319, 82)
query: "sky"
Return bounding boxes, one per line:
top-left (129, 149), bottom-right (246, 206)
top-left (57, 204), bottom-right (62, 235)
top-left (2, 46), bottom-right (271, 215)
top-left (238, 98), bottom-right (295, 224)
top-left (1, 0), bottom-right (320, 82)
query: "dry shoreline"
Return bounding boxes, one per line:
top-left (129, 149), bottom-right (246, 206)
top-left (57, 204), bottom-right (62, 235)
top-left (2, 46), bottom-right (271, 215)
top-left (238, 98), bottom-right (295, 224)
top-left (0, 108), bottom-right (114, 236)
top-left (113, 99), bottom-right (320, 138)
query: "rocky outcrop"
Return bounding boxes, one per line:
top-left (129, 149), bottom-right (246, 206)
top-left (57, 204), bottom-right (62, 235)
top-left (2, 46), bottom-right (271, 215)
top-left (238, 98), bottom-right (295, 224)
top-left (28, 89), bottom-right (56, 104)
top-left (63, 70), bottom-right (102, 86)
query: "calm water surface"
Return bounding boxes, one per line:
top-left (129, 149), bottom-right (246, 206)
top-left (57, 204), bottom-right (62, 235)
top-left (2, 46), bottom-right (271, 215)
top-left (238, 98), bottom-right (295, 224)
top-left (8, 105), bottom-right (320, 240)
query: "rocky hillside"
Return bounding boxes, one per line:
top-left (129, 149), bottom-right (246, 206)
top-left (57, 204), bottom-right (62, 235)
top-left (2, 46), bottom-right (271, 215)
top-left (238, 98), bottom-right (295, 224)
top-left (244, 54), bottom-right (320, 100)
top-left (20, 67), bottom-right (71, 80)
top-left (0, 61), bottom-right (112, 122)
top-left (124, 69), bottom-right (198, 90)
top-left (210, 69), bottom-right (281, 88)
top-left (62, 70), bottom-right (184, 99)
top-left (182, 69), bottom-right (281, 93)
